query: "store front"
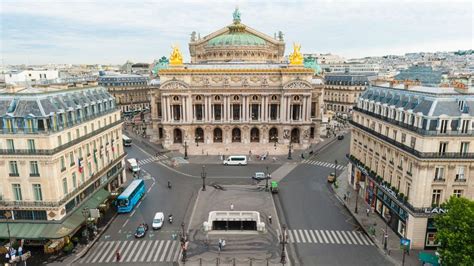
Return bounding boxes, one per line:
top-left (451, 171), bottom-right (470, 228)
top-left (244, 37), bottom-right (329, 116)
top-left (375, 188), bottom-right (409, 238)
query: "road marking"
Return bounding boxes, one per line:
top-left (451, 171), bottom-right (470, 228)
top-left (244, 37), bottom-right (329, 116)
top-left (304, 230), bottom-right (312, 243)
top-left (346, 230), bottom-right (357, 244)
top-left (325, 230), bottom-right (335, 243)
top-left (298, 230), bottom-right (306, 243)
top-left (314, 230), bottom-right (323, 243)
top-left (359, 232), bottom-right (372, 245)
top-left (351, 231), bottom-right (364, 245)
top-left (84, 241), bottom-right (105, 263)
top-left (318, 230), bottom-right (328, 243)
top-left (340, 231), bottom-right (352, 244)
top-left (309, 230), bottom-right (317, 243)
top-left (146, 240), bottom-right (159, 262)
top-left (153, 240), bottom-right (165, 261)
top-left (125, 241), bottom-right (140, 262)
top-left (122, 219), bottom-right (129, 227)
top-left (96, 241), bottom-right (115, 263)
top-left (121, 240), bottom-right (135, 260)
top-left (287, 229), bottom-right (295, 243)
top-left (173, 242), bottom-right (181, 262)
top-left (147, 187), bottom-right (152, 193)
top-left (166, 241), bottom-right (177, 261)
top-left (130, 209), bottom-right (136, 217)
top-left (139, 240), bottom-right (153, 262)
top-left (132, 240), bottom-right (147, 262)
top-left (136, 200), bottom-right (142, 209)
top-left (330, 230), bottom-right (340, 244)
top-left (336, 231), bottom-right (346, 244)
top-left (105, 241), bottom-right (124, 262)
top-left (293, 230), bottom-right (300, 243)
top-left (159, 240), bottom-right (171, 262)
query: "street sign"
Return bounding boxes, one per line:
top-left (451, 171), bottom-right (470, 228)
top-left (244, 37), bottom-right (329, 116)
top-left (400, 238), bottom-right (410, 250)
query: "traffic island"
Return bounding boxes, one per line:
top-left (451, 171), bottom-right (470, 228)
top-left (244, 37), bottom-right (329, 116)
top-left (183, 185), bottom-right (286, 265)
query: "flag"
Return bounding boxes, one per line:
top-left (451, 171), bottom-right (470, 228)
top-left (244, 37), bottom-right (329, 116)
top-left (78, 158), bottom-right (83, 173)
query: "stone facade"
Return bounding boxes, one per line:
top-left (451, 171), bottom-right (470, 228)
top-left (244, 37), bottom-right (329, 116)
top-left (99, 74), bottom-right (150, 113)
top-left (324, 74), bottom-right (370, 116)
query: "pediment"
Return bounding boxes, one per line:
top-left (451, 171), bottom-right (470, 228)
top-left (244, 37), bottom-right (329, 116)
top-left (283, 80), bottom-right (313, 90)
top-left (160, 80), bottom-right (190, 90)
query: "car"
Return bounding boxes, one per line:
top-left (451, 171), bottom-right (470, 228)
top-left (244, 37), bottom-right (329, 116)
top-left (134, 224), bottom-right (148, 238)
top-left (252, 172), bottom-right (267, 180)
top-left (327, 173), bottom-right (336, 183)
top-left (337, 134), bottom-right (344, 140)
top-left (152, 212), bottom-right (164, 230)
top-left (271, 181), bottom-right (279, 193)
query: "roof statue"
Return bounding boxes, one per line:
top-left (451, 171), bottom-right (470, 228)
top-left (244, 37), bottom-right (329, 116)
top-left (304, 56), bottom-right (322, 75)
top-left (233, 7), bottom-right (241, 24)
top-left (289, 43), bottom-right (304, 66)
top-left (278, 31), bottom-right (284, 41)
top-left (169, 45), bottom-right (183, 66)
top-left (152, 56), bottom-right (169, 75)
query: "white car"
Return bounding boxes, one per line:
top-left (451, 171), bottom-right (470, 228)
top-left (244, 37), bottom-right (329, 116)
top-left (152, 212), bottom-right (164, 230)
top-left (252, 172), bottom-right (267, 180)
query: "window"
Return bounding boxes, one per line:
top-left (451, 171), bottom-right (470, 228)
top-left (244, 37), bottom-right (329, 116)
top-left (407, 161), bottom-right (413, 175)
top-left (76, 129), bottom-right (80, 138)
top-left (393, 130), bottom-right (398, 140)
top-left (12, 184), bottom-right (22, 201)
top-left (456, 166), bottom-right (465, 181)
top-left (426, 232), bottom-right (438, 247)
top-left (72, 173), bottom-right (77, 189)
top-left (385, 126), bottom-right (389, 136)
top-left (270, 104), bottom-right (279, 120)
top-left (405, 183), bottom-right (411, 200)
top-left (60, 157), bottom-right (66, 171)
top-left (251, 104), bottom-right (259, 120)
top-left (30, 161), bottom-right (39, 176)
top-left (69, 152), bottom-right (74, 166)
top-left (67, 132), bottom-right (72, 142)
top-left (33, 184), bottom-right (43, 201)
top-left (453, 189), bottom-right (463, 198)
top-left (401, 133), bottom-right (406, 143)
top-left (460, 120), bottom-right (469, 133)
top-left (460, 142), bottom-right (469, 155)
top-left (213, 104), bottom-right (222, 120)
top-left (434, 167), bottom-right (444, 180)
top-left (311, 102), bottom-right (316, 117)
top-left (25, 139), bottom-right (36, 153)
top-left (195, 104), bottom-right (203, 120)
top-left (232, 104), bottom-right (240, 120)
top-left (440, 119), bottom-right (448, 133)
top-left (432, 189), bottom-right (442, 206)
top-left (410, 137), bottom-right (416, 149)
top-left (291, 104), bottom-right (301, 120)
top-left (87, 144), bottom-right (90, 155)
top-left (88, 162), bottom-right (92, 176)
top-left (7, 139), bottom-right (15, 152)
top-left (438, 142), bottom-right (448, 155)
top-left (172, 105), bottom-right (181, 120)
top-left (62, 178), bottom-right (68, 195)
top-left (9, 161), bottom-right (19, 176)
top-left (57, 136), bottom-right (62, 146)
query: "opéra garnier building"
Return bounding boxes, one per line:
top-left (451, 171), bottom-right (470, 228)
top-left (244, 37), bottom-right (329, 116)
top-left (150, 9), bottom-right (324, 154)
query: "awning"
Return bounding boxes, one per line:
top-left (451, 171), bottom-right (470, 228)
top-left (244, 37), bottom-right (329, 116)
top-left (0, 189), bottom-right (110, 240)
top-left (418, 252), bottom-right (440, 266)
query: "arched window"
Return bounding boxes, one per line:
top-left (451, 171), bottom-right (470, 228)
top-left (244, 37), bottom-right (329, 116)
top-left (252, 95), bottom-right (259, 101)
top-left (213, 128), bottom-right (223, 143)
top-left (271, 95), bottom-right (278, 101)
top-left (195, 95), bottom-right (202, 101)
top-left (232, 128), bottom-right (241, 142)
top-left (250, 128), bottom-right (260, 142)
top-left (233, 95), bottom-right (240, 101)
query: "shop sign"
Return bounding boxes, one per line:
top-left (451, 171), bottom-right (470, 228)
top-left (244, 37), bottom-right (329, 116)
top-left (424, 207), bottom-right (447, 214)
top-left (380, 183), bottom-right (397, 198)
top-left (400, 238), bottom-right (410, 250)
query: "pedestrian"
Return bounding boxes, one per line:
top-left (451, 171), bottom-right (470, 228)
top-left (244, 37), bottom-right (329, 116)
top-left (222, 239), bottom-right (226, 250)
top-left (343, 194), bottom-right (347, 201)
top-left (230, 203), bottom-right (234, 210)
top-left (5, 252), bottom-right (10, 263)
top-left (268, 215), bottom-right (272, 224)
top-left (366, 207), bottom-right (370, 217)
top-left (218, 239), bottom-right (222, 252)
top-left (301, 153), bottom-right (304, 159)
top-left (18, 246), bottom-right (22, 256)
top-left (116, 249), bottom-right (121, 262)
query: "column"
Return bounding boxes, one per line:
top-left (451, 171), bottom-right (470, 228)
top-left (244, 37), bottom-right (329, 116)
top-left (167, 97), bottom-right (172, 122)
top-left (181, 97), bottom-right (186, 122)
top-left (261, 96), bottom-right (265, 121)
top-left (187, 96), bottom-right (193, 123)
top-left (302, 96), bottom-right (307, 121)
top-left (280, 96), bottom-right (286, 123)
top-left (242, 96), bottom-right (247, 122)
top-left (223, 96), bottom-right (227, 122)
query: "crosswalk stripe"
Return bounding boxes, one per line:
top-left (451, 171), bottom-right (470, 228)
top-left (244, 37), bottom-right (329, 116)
top-left (351, 231), bottom-right (364, 245)
top-left (314, 230), bottom-right (323, 243)
top-left (160, 240), bottom-right (171, 262)
top-left (125, 241), bottom-right (140, 262)
top-left (91, 241), bottom-right (109, 263)
top-left (298, 230), bottom-right (306, 243)
top-left (84, 241), bottom-right (105, 263)
top-left (359, 233), bottom-right (371, 245)
top-left (140, 240), bottom-right (153, 262)
top-left (105, 241), bottom-right (123, 262)
top-left (309, 230), bottom-right (317, 243)
top-left (346, 230), bottom-right (357, 245)
top-left (319, 230), bottom-right (329, 243)
top-left (173, 242), bottom-right (181, 262)
top-left (287, 230), bottom-right (295, 243)
top-left (146, 240), bottom-right (159, 262)
top-left (325, 230), bottom-right (335, 243)
top-left (304, 230), bottom-right (313, 243)
top-left (97, 241), bottom-right (115, 263)
top-left (336, 231), bottom-right (346, 244)
top-left (132, 241), bottom-right (147, 262)
top-left (120, 240), bottom-right (134, 261)
top-left (153, 240), bottom-right (164, 262)
top-left (340, 231), bottom-right (353, 244)
top-left (330, 230), bottom-right (340, 244)
top-left (293, 230), bottom-right (300, 243)
top-left (166, 241), bottom-right (177, 261)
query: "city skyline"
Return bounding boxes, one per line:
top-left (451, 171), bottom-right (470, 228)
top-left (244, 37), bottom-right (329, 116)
top-left (1, 0), bottom-right (472, 65)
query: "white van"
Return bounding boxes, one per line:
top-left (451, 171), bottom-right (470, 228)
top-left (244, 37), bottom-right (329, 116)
top-left (152, 212), bottom-right (164, 230)
top-left (223, 155), bottom-right (248, 166)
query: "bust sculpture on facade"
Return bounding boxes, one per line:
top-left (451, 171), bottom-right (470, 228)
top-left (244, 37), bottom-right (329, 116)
top-left (289, 43), bottom-right (303, 66)
top-left (169, 45), bottom-right (184, 66)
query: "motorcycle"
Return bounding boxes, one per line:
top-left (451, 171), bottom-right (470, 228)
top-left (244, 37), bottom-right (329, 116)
top-left (167, 181), bottom-right (172, 189)
top-left (168, 215), bottom-right (173, 224)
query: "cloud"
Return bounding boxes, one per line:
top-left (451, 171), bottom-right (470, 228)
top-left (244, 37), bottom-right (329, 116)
top-left (1, 0), bottom-right (472, 64)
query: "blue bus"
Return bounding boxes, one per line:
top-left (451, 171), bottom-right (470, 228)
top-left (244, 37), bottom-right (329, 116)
top-left (116, 179), bottom-right (146, 213)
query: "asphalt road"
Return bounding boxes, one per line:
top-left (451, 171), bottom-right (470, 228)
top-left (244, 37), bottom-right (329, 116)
top-left (275, 134), bottom-right (391, 266)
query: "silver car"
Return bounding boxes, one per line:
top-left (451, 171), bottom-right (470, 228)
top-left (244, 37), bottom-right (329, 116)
top-left (252, 172), bottom-right (267, 180)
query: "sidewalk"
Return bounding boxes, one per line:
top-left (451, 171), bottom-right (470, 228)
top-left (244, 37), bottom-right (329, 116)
top-left (333, 167), bottom-right (429, 266)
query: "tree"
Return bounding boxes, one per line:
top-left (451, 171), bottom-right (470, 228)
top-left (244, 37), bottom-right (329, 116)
top-left (434, 196), bottom-right (474, 266)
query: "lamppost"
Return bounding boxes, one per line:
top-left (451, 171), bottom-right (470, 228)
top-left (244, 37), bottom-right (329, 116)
top-left (384, 213), bottom-right (392, 250)
top-left (201, 165), bottom-right (207, 191)
top-left (4, 211), bottom-right (12, 252)
top-left (334, 160), bottom-right (338, 180)
top-left (355, 182), bottom-right (360, 213)
top-left (287, 141), bottom-right (293, 160)
top-left (265, 166), bottom-right (270, 191)
top-left (280, 224), bottom-right (288, 264)
top-left (82, 207), bottom-right (90, 241)
top-left (183, 141), bottom-right (188, 160)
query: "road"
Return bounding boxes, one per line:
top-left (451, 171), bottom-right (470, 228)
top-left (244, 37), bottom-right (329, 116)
top-left (275, 134), bottom-right (391, 265)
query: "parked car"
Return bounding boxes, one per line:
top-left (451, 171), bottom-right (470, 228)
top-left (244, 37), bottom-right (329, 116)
top-left (134, 224), bottom-right (148, 238)
top-left (271, 181), bottom-right (279, 193)
top-left (252, 172), bottom-right (267, 180)
top-left (337, 134), bottom-right (344, 140)
top-left (327, 173), bottom-right (336, 183)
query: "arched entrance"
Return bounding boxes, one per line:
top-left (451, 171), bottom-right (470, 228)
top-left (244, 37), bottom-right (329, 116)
top-left (232, 128), bottom-right (241, 142)
top-left (269, 128), bottom-right (278, 143)
top-left (173, 128), bottom-right (183, 143)
top-left (195, 127), bottom-right (204, 143)
top-left (291, 128), bottom-right (300, 143)
top-left (250, 128), bottom-right (259, 142)
top-left (213, 128), bottom-right (223, 143)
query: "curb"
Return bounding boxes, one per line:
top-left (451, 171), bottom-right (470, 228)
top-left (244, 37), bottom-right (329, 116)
top-left (69, 212), bottom-right (118, 265)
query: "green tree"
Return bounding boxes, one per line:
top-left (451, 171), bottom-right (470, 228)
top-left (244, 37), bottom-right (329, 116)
top-left (434, 196), bottom-right (474, 266)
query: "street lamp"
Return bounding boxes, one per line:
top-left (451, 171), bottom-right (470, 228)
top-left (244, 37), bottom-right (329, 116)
top-left (287, 141), bottom-right (293, 160)
top-left (280, 224), bottom-right (288, 264)
top-left (183, 141), bottom-right (188, 160)
top-left (355, 182), bottom-right (360, 214)
top-left (384, 213), bottom-right (392, 250)
top-left (82, 207), bottom-right (90, 241)
top-left (334, 160), bottom-right (338, 180)
top-left (265, 166), bottom-right (270, 191)
top-left (201, 165), bottom-right (206, 191)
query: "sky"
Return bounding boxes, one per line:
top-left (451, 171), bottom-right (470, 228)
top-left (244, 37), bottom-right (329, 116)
top-left (1, 0), bottom-right (472, 65)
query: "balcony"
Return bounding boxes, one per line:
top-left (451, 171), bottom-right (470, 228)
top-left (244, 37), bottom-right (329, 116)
top-left (29, 173), bottom-right (40, 177)
top-left (350, 120), bottom-right (474, 159)
top-left (9, 173), bottom-right (19, 177)
top-left (433, 178), bottom-right (446, 183)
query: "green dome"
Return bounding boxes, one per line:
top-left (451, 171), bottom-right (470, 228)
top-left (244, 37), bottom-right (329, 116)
top-left (208, 32), bottom-right (266, 47)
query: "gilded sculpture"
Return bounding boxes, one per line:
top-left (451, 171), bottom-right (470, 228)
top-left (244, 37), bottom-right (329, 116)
top-left (289, 43), bottom-right (303, 66)
top-left (169, 45), bottom-right (183, 66)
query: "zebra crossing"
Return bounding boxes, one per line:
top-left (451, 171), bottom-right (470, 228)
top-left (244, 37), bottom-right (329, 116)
top-left (137, 155), bottom-right (169, 166)
top-left (302, 160), bottom-right (345, 170)
top-left (284, 229), bottom-right (373, 246)
top-left (79, 239), bottom-right (180, 264)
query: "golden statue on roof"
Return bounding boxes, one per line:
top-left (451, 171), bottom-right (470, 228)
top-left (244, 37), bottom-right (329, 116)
top-left (289, 43), bottom-right (303, 66)
top-left (169, 45), bottom-right (183, 66)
